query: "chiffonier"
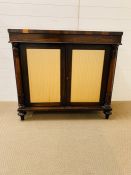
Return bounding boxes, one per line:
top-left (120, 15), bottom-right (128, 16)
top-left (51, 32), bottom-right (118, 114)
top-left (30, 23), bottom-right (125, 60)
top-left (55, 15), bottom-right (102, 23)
top-left (8, 29), bottom-right (123, 120)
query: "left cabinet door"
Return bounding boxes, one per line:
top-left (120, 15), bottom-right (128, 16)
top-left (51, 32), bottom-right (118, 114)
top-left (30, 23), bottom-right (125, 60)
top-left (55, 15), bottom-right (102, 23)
top-left (20, 43), bottom-right (66, 107)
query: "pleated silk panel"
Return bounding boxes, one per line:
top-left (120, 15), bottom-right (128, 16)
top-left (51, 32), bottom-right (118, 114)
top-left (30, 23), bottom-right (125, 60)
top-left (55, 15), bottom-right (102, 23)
top-left (26, 49), bottom-right (60, 103)
top-left (71, 50), bottom-right (105, 102)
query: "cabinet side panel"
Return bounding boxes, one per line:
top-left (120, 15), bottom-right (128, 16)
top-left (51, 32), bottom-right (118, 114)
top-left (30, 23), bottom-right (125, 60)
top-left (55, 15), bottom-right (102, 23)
top-left (26, 49), bottom-right (60, 103)
top-left (71, 50), bottom-right (105, 102)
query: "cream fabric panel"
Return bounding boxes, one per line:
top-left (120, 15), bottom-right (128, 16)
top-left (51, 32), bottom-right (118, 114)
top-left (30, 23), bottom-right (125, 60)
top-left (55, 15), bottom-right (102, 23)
top-left (26, 49), bottom-right (60, 103)
top-left (71, 50), bottom-right (105, 102)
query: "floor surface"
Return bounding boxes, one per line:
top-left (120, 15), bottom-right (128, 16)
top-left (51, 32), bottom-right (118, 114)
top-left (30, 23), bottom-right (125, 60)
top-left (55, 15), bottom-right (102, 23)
top-left (0, 102), bottom-right (131, 175)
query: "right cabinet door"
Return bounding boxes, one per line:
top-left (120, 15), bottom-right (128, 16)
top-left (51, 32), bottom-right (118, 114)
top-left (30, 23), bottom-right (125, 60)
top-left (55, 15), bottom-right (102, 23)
top-left (67, 45), bottom-right (111, 106)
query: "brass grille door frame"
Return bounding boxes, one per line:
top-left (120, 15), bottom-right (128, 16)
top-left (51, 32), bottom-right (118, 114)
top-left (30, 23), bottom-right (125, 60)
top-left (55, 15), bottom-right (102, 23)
top-left (66, 44), bottom-right (111, 106)
top-left (20, 43), bottom-right (66, 107)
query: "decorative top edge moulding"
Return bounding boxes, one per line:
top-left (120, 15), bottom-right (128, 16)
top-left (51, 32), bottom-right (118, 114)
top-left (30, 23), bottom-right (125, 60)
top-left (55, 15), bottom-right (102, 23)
top-left (8, 29), bottom-right (123, 44)
top-left (8, 29), bottom-right (123, 35)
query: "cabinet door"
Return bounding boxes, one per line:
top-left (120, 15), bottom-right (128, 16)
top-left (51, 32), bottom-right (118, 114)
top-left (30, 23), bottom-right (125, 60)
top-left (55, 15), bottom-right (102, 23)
top-left (66, 45), bottom-right (111, 106)
top-left (20, 44), bottom-right (66, 107)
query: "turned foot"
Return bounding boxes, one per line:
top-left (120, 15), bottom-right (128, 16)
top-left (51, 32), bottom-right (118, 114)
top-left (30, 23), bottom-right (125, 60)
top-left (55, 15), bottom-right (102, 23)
top-left (18, 111), bottom-right (26, 121)
top-left (103, 105), bottom-right (112, 119)
top-left (105, 114), bottom-right (109, 119)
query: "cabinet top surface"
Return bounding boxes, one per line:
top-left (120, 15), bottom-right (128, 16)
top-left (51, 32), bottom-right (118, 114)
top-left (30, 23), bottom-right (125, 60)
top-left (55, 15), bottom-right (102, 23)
top-left (8, 29), bottom-right (123, 36)
top-left (8, 29), bottom-right (123, 44)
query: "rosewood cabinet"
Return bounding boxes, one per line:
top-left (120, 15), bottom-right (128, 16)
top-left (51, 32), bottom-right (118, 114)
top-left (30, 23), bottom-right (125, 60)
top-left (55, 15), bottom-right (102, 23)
top-left (8, 29), bottom-right (123, 120)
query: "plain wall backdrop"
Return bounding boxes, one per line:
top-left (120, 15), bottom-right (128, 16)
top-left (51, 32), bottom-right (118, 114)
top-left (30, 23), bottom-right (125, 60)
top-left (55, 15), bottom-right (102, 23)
top-left (0, 0), bottom-right (131, 101)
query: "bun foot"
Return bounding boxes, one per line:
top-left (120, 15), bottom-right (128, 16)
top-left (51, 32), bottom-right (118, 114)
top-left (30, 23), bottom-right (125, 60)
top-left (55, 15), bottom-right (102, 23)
top-left (20, 115), bottom-right (25, 121)
top-left (18, 111), bottom-right (26, 121)
top-left (103, 105), bottom-right (112, 119)
top-left (105, 114), bottom-right (109, 119)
